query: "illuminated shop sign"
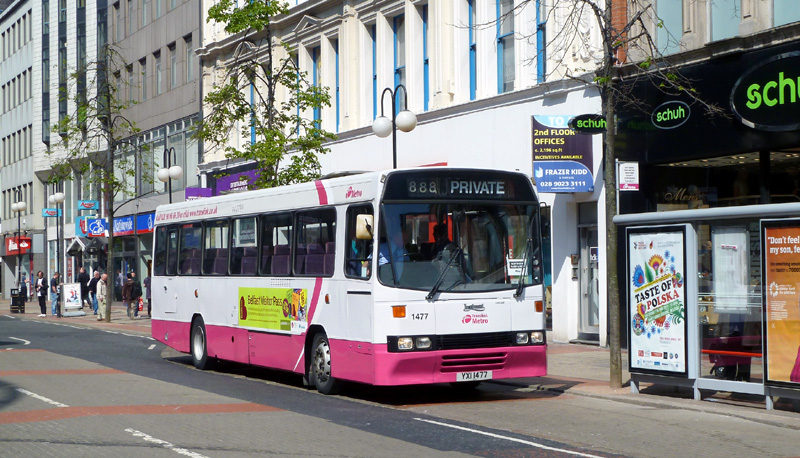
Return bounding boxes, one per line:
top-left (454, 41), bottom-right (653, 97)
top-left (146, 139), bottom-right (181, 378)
top-left (568, 114), bottom-right (607, 134)
top-left (731, 51), bottom-right (800, 131)
top-left (651, 101), bottom-right (691, 130)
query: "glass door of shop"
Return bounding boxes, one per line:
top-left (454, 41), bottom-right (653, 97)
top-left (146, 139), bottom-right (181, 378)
top-left (580, 226), bottom-right (600, 340)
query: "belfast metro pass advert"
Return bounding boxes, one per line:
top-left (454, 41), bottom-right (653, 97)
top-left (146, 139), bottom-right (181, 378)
top-left (628, 231), bottom-right (687, 374)
top-left (531, 115), bottom-right (593, 193)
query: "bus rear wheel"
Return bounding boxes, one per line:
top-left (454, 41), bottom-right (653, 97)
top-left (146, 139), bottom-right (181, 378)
top-left (191, 317), bottom-right (214, 370)
top-left (311, 333), bottom-right (341, 395)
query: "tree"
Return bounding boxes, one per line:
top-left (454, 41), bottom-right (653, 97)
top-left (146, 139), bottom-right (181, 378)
top-left (47, 43), bottom-right (145, 322)
top-left (499, 0), bottom-right (725, 388)
top-left (198, 0), bottom-right (337, 190)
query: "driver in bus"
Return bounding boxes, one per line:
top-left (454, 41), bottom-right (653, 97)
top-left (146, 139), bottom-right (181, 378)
top-left (378, 231), bottom-right (409, 278)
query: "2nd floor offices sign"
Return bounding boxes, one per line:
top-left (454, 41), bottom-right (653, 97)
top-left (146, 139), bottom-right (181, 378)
top-left (532, 115), bottom-right (594, 193)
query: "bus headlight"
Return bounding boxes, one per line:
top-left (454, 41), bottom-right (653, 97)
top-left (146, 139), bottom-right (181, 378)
top-left (530, 332), bottom-right (544, 344)
top-left (516, 332), bottom-right (530, 344)
top-left (415, 337), bottom-right (432, 349)
top-left (397, 337), bottom-right (414, 350)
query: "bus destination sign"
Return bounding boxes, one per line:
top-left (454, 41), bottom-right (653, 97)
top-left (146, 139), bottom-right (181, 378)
top-left (383, 170), bottom-right (535, 201)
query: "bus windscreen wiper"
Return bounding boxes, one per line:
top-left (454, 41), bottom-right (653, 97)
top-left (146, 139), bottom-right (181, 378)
top-left (426, 247), bottom-right (463, 301)
top-left (514, 239), bottom-right (532, 299)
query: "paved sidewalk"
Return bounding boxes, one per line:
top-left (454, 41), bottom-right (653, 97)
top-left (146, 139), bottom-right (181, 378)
top-left (4, 299), bottom-right (800, 426)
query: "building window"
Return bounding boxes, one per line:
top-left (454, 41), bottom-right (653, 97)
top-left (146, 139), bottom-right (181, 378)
top-left (142, 0), bottom-right (150, 27)
top-left (155, 51), bottom-right (162, 95)
top-left (371, 24), bottom-right (377, 119)
top-left (129, 0), bottom-right (135, 35)
top-left (422, 5), bottom-right (429, 111)
top-left (311, 45), bottom-right (321, 123)
top-left (115, 3), bottom-right (123, 41)
top-left (393, 15), bottom-right (406, 111)
top-left (775, 0), bottom-right (800, 27)
top-left (536, 0), bottom-right (546, 83)
top-left (140, 58), bottom-right (147, 101)
top-left (497, 0), bottom-right (515, 94)
top-left (656, 0), bottom-right (681, 55)
top-left (333, 39), bottom-right (339, 132)
top-left (710, 0), bottom-right (740, 42)
top-left (169, 43), bottom-right (177, 88)
top-left (127, 64), bottom-right (134, 102)
top-left (184, 35), bottom-right (193, 82)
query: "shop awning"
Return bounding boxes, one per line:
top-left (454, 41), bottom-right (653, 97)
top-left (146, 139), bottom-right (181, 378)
top-left (66, 237), bottom-right (88, 256)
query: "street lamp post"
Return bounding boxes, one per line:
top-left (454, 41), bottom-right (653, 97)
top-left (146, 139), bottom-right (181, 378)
top-left (372, 85), bottom-right (417, 169)
top-left (157, 146), bottom-right (183, 204)
top-left (11, 189), bottom-right (27, 294)
top-left (49, 185), bottom-right (65, 318)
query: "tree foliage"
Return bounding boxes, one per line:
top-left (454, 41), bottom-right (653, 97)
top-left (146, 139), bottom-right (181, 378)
top-left (199, 0), bottom-right (336, 189)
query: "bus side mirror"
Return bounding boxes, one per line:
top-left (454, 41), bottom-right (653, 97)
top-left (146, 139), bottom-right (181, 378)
top-left (356, 214), bottom-right (374, 240)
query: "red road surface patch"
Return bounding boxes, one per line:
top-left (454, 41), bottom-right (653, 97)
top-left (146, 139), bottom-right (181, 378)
top-left (0, 368), bottom-right (125, 376)
top-left (0, 403), bottom-right (282, 424)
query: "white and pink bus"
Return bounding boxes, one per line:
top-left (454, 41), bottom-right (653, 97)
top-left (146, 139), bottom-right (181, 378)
top-left (151, 167), bottom-right (547, 394)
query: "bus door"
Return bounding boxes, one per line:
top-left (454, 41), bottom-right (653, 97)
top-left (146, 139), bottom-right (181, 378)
top-left (345, 207), bottom-right (374, 343)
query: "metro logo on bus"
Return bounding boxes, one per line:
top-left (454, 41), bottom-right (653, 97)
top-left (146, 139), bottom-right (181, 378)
top-left (462, 313), bottom-right (489, 324)
top-left (345, 186), bottom-right (363, 199)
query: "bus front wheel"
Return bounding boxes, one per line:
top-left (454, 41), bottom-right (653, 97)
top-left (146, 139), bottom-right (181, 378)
top-left (191, 317), bottom-right (213, 370)
top-left (311, 334), bottom-right (341, 395)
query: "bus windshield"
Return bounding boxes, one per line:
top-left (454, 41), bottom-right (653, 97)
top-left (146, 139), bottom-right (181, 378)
top-left (377, 202), bottom-right (542, 293)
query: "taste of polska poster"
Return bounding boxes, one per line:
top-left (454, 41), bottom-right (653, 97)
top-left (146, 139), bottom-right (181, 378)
top-left (628, 227), bottom-right (688, 375)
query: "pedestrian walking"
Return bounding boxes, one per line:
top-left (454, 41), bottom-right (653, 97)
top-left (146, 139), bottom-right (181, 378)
top-left (97, 273), bottom-right (108, 321)
top-left (115, 269), bottom-right (124, 301)
top-left (88, 271), bottom-right (100, 315)
top-left (143, 273), bottom-right (151, 317)
top-left (123, 272), bottom-right (142, 319)
top-left (35, 271), bottom-right (48, 317)
top-left (19, 272), bottom-right (28, 302)
top-left (77, 267), bottom-right (90, 308)
top-left (50, 272), bottom-right (61, 316)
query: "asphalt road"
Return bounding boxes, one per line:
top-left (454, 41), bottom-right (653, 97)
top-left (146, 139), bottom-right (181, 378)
top-left (2, 314), bottom-right (799, 457)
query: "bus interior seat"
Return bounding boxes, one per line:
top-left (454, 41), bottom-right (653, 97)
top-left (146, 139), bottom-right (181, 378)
top-left (241, 247), bottom-right (258, 275)
top-left (272, 245), bottom-right (291, 276)
top-left (213, 256), bottom-right (227, 275)
top-left (305, 243), bottom-right (324, 275)
top-left (260, 245), bottom-right (272, 274)
top-left (324, 242), bottom-right (336, 276)
top-left (295, 244), bottom-right (306, 275)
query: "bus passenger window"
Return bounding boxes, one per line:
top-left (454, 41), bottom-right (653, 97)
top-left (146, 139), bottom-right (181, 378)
top-left (296, 209), bottom-right (336, 276)
top-left (179, 223), bottom-right (202, 275)
top-left (166, 229), bottom-right (178, 276)
top-left (345, 205), bottom-right (373, 279)
top-left (231, 217), bottom-right (257, 275)
top-left (154, 226), bottom-right (168, 276)
top-left (261, 213), bottom-right (293, 276)
top-left (203, 219), bottom-right (230, 275)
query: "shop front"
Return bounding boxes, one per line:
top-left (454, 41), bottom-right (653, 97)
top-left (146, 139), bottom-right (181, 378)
top-left (111, 213), bottom-right (155, 287)
top-left (614, 39), bottom-right (800, 407)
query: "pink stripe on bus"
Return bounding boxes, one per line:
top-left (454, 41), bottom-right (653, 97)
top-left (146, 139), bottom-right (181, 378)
top-left (314, 181), bottom-right (328, 205)
top-left (307, 277), bottom-right (323, 324)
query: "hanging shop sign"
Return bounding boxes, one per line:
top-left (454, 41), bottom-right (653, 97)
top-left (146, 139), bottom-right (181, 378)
top-left (77, 200), bottom-right (100, 211)
top-left (42, 208), bottom-right (61, 217)
top-left (136, 213), bottom-right (155, 234)
top-left (86, 218), bottom-right (108, 237)
top-left (6, 236), bottom-right (32, 255)
top-left (568, 114), bottom-right (607, 134)
top-left (627, 226), bottom-right (688, 376)
top-left (731, 51), bottom-right (800, 131)
top-left (76, 216), bottom-right (90, 237)
top-left (113, 216), bottom-right (135, 236)
top-left (531, 115), bottom-right (594, 193)
top-left (651, 101), bottom-right (691, 130)
top-left (762, 220), bottom-right (800, 386)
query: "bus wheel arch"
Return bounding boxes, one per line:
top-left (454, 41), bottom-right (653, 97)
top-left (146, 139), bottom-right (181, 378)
top-left (309, 331), bottom-right (341, 395)
top-left (190, 315), bottom-right (214, 370)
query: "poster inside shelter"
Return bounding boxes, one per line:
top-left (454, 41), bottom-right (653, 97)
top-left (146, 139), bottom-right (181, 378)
top-left (763, 225), bottom-right (800, 385)
top-left (628, 230), bottom-right (687, 374)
